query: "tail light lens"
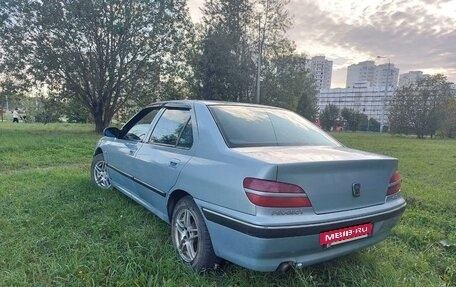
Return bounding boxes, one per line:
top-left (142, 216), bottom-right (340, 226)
top-left (387, 171), bottom-right (401, 196)
top-left (243, 178), bottom-right (312, 208)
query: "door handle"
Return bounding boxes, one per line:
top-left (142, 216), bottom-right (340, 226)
top-left (129, 150), bottom-right (135, 156)
top-left (169, 160), bottom-right (180, 168)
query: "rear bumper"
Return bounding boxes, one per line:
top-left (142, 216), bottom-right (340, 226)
top-left (201, 202), bottom-right (406, 271)
top-left (202, 203), bottom-right (405, 238)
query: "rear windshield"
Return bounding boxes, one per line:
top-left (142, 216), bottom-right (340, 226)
top-left (209, 105), bottom-right (340, 148)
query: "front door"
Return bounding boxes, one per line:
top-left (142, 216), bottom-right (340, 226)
top-left (106, 107), bottom-right (161, 197)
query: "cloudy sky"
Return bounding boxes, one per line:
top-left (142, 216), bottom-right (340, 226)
top-left (187, 0), bottom-right (456, 88)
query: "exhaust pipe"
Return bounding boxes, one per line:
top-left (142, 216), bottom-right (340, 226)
top-left (276, 261), bottom-right (294, 273)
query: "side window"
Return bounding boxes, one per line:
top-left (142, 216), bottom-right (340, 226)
top-left (123, 108), bottom-right (160, 141)
top-left (150, 109), bottom-right (192, 148)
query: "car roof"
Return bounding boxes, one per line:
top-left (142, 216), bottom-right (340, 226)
top-left (147, 100), bottom-right (284, 110)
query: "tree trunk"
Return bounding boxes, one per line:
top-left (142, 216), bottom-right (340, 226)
top-left (94, 116), bottom-right (105, 134)
top-left (93, 111), bottom-right (112, 134)
top-left (93, 103), bottom-right (115, 133)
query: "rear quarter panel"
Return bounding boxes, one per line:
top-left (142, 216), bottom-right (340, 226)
top-left (172, 103), bottom-right (277, 215)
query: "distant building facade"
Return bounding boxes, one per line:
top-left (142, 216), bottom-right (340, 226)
top-left (306, 56), bottom-right (333, 90)
top-left (346, 61), bottom-right (376, 88)
top-left (346, 61), bottom-right (399, 89)
top-left (398, 71), bottom-right (428, 87)
top-left (373, 63), bottom-right (399, 89)
top-left (318, 82), bottom-right (394, 127)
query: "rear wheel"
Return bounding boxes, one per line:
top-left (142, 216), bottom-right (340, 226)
top-left (91, 153), bottom-right (111, 189)
top-left (171, 196), bottom-right (220, 271)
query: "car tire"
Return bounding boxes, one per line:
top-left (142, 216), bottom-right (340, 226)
top-left (171, 196), bottom-right (221, 271)
top-left (91, 153), bottom-right (111, 189)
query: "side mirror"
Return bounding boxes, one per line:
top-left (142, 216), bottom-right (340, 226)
top-left (103, 127), bottom-right (120, 138)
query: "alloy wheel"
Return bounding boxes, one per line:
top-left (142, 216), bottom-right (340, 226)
top-left (173, 208), bottom-right (199, 262)
top-left (93, 160), bottom-right (111, 188)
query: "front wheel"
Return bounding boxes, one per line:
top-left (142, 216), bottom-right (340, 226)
top-left (171, 196), bottom-right (220, 271)
top-left (91, 153), bottom-right (111, 189)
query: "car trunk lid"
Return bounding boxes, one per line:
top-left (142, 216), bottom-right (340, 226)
top-left (235, 146), bottom-right (397, 214)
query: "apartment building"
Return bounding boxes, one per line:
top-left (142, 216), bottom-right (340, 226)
top-left (318, 82), bottom-right (394, 127)
top-left (346, 61), bottom-right (399, 89)
top-left (398, 71), bottom-right (428, 87)
top-left (306, 56), bottom-right (333, 90)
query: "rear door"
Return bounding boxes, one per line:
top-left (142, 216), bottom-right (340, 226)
top-left (131, 107), bottom-right (195, 213)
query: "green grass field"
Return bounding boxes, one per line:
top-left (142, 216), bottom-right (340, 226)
top-left (0, 123), bottom-right (455, 286)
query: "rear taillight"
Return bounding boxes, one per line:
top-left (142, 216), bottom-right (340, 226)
top-left (243, 178), bottom-right (312, 208)
top-left (387, 171), bottom-right (401, 196)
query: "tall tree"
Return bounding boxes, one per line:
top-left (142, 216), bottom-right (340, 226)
top-left (261, 54), bottom-right (318, 120)
top-left (0, 0), bottom-right (192, 132)
top-left (320, 104), bottom-right (340, 131)
top-left (253, 0), bottom-right (293, 103)
top-left (192, 0), bottom-right (255, 102)
top-left (296, 90), bottom-right (318, 121)
top-left (191, 0), bottom-right (297, 105)
top-left (341, 108), bottom-right (365, 131)
top-left (389, 74), bottom-right (452, 138)
top-left (0, 77), bottom-right (27, 112)
top-left (439, 97), bottom-right (456, 138)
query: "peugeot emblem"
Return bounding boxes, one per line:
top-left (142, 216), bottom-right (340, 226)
top-left (352, 183), bottom-right (361, 197)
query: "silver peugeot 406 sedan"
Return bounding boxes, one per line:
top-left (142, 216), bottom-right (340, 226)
top-left (91, 100), bottom-right (406, 272)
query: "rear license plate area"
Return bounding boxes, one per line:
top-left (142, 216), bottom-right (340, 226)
top-left (319, 223), bottom-right (373, 247)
